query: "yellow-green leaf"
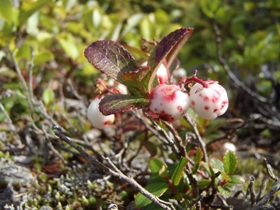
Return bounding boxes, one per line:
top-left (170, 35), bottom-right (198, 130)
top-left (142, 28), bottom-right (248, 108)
top-left (171, 157), bottom-right (188, 186)
top-left (223, 150), bottom-right (238, 175)
top-left (42, 88), bottom-right (55, 105)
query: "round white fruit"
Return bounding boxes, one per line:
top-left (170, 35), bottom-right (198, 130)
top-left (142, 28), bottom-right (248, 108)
top-left (87, 98), bottom-right (115, 129)
top-left (149, 84), bottom-right (190, 122)
top-left (190, 81), bottom-right (229, 120)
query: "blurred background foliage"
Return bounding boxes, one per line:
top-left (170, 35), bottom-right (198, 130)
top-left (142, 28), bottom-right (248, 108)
top-left (1, 0), bottom-right (279, 136)
top-left (0, 0), bottom-right (280, 209)
top-left (1, 0), bottom-right (279, 95)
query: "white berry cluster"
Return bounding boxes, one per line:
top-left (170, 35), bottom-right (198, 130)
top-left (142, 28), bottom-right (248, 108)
top-left (87, 64), bottom-right (170, 129)
top-left (87, 63), bottom-right (229, 129)
top-left (148, 66), bottom-right (229, 122)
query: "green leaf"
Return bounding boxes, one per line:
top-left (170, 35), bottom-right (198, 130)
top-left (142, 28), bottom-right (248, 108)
top-left (171, 157), bottom-right (188, 186)
top-left (0, 0), bottom-right (13, 23)
top-left (135, 178), bottom-right (168, 208)
top-left (42, 88), bottom-right (55, 105)
top-left (34, 51), bottom-right (54, 65)
top-left (198, 180), bottom-right (211, 190)
top-left (192, 147), bottom-right (203, 174)
top-left (19, 0), bottom-right (49, 24)
top-left (223, 150), bottom-right (238, 175)
top-left (200, 0), bottom-right (221, 18)
top-left (201, 161), bottom-right (215, 177)
top-left (144, 27), bottom-right (194, 93)
top-left (121, 13), bottom-right (144, 37)
top-left (217, 185), bottom-right (231, 198)
top-left (149, 158), bottom-right (166, 175)
top-left (140, 15), bottom-right (156, 41)
top-left (84, 40), bottom-right (138, 82)
top-left (228, 175), bottom-right (245, 185)
top-left (57, 33), bottom-right (79, 60)
top-left (210, 158), bottom-right (224, 173)
top-left (99, 94), bottom-right (149, 115)
top-left (119, 66), bottom-right (151, 96)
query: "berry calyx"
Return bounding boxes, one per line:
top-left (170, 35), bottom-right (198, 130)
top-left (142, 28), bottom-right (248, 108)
top-left (149, 84), bottom-right (190, 122)
top-left (87, 98), bottom-right (115, 129)
top-left (190, 81), bottom-right (229, 120)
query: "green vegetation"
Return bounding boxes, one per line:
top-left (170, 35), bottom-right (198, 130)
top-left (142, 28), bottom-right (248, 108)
top-left (0, 0), bottom-right (279, 209)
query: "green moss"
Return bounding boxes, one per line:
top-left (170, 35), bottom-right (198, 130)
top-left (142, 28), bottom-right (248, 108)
top-left (38, 173), bottom-right (48, 182)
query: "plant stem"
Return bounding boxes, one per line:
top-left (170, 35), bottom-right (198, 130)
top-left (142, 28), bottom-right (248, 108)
top-left (53, 126), bottom-right (176, 210)
top-left (180, 70), bottom-right (209, 88)
top-left (184, 115), bottom-right (208, 162)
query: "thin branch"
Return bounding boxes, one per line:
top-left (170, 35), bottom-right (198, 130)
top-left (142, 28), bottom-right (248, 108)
top-left (104, 156), bottom-right (176, 210)
top-left (10, 49), bottom-right (35, 114)
top-left (0, 102), bottom-right (22, 146)
top-left (28, 47), bottom-right (35, 99)
top-left (162, 121), bottom-right (194, 165)
top-left (264, 158), bottom-right (278, 181)
top-left (252, 178), bottom-right (280, 210)
top-left (42, 125), bottom-right (66, 164)
top-left (212, 22), bottom-right (268, 104)
top-left (247, 176), bottom-right (256, 206)
top-left (9, 48), bottom-right (66, 133)
top-left (134, 110), bottom-right (180, 155)
top-left (162, 121), bottom-right (185, 155)
top-left (184, 115), bottom-right (208, 162)
top-left (53, 126), bottom-right (176, 210)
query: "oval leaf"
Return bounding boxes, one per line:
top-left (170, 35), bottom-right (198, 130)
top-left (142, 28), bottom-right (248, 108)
top-left (210, 158), bottom-right (224, 173)
top-left (149, 158), bottom-right (166, 174)
top-left (144, 27), bottom-right (194, 93)
top-left (217, 185), bottom-right (231, 198)
top-left (192, 147), bottom-right (203, 174)
top-left (223, 150), bottom-right (238, 175)
top-left (135, 178), bottom-right (168, 208)
top-left (84, 40), bottom-right (138, 82)
top-left (42, 88), bottom-right (55, 105)
top-left (171, 157), bottom-right (188, 186)
top-left (119, 66), bottom-right (151, 96)
top-left (99, 94), bottom-right (149, 115)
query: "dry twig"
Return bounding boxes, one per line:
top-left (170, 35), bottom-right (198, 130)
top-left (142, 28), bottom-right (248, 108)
top-left (184, 115), bottom-right (208, 162)
top-left (53, 126), bottom-right (176, 210)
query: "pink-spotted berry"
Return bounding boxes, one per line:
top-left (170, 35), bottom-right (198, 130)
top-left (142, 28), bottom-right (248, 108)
top-left (149, 84), bottom-right (190, 122)
top-left (190, 81), bottom-right (229, 120)
top-left (87, 98), bottom-right (115, 129)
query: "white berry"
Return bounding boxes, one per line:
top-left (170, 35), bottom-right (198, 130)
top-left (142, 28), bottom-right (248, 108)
top-left (149, 84), bottom-right (190, 122)
top-left (87, 98), bottom-right (115, 129)
top-left (142, 61), bottom-right (169, 84)
top-left (190, 81), bottom-right (229, 120)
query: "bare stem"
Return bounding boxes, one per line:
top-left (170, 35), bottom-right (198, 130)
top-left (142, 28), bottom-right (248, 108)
top-left (212, 22), bottom-right (268, 104)
top-left (0, 103), bottom-right (22, 146)
top-left (252, 178), bottom-right (280, 210)
top-left (180, 70), bottom-right (210, 88)
top-left (10, 49), bottom-right (35, 115)
top-left (162, 121), bottom-right (194, 165)
top-left (184, 115), bottom-right (208, 162)
top-left (53, 126), bottom-right (176, 210)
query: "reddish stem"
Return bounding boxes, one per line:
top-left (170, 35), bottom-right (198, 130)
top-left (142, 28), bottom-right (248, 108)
top-left (179, 70), bottom-right (209, 88)
top-left (95, 78), bottom-right (123, 94)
